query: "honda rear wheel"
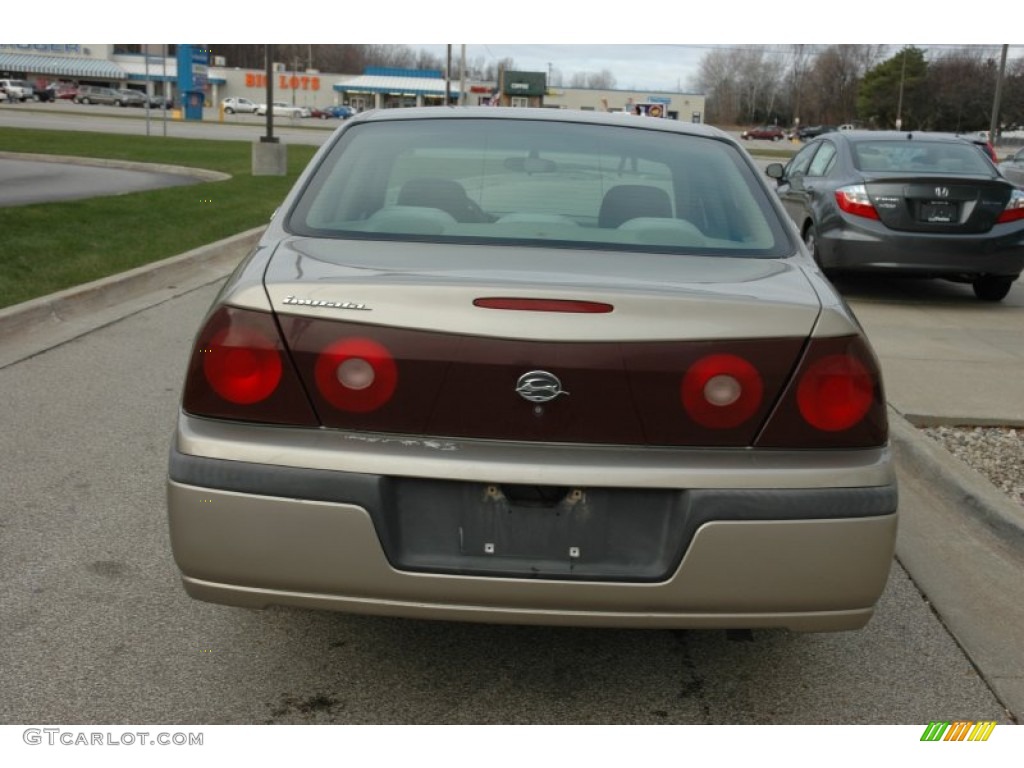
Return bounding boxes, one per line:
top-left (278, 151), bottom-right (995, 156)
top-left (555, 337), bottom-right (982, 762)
top-left (972, 275), bottom-right (1014, 302)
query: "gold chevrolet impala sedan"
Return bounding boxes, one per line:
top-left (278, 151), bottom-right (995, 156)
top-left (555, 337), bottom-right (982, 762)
top-left (167, 107), bottom-right (897, 632)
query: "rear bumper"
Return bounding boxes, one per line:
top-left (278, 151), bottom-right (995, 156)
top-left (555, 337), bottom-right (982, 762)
top-left (167, 417), bottom-right (899, 632)
top-left (820, 217), bottom-right (1024, 278)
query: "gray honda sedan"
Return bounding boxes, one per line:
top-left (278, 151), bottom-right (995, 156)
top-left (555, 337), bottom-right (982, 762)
top-left (767, 130), bottom-right (1024, 301)
top-left (167, 108), bottom-right (896, 633)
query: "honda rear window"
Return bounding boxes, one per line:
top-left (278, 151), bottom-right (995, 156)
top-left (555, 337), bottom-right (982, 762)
top-left (852, 140), bottom-right (993, 175)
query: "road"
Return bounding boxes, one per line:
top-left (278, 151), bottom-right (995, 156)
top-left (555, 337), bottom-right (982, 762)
top-left (0, 107), bottom-right (1017, 727)
top-left (0, 101), bottom-right (334, 146)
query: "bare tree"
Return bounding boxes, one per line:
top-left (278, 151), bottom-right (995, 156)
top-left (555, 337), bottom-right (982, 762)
top-left (568, 69), bottom-right (617, 90)
top-left (802, 44), bottom-right (882, 124)
top-left (691, 47), bottom-right (740, 123)
top-left (691, 46), bottom-right (786, 125)
top-left (788, 44), bottom-right (813, 125)
top-left (925, 47), bottom-right (996, 131)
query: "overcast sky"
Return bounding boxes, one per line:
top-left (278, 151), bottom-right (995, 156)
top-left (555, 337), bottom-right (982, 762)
top-left (411, 44), bottom-right (710, 92)
top-left (410, 43), bottom-right (1020, 94)
top-left (78, 1), bottom-right (1012, 91)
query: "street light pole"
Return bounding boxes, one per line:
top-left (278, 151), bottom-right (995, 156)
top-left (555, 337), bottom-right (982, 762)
top-left (445, 44), bottom-right (452, 106)
top-left (895, 47), bottom-right (906, 131)
top-left (262, 44), bottom-right (276, 144)
top-left (990, 44), bottom-right (1008, 149)
top-left (253, 43), bottom-right (286, 176)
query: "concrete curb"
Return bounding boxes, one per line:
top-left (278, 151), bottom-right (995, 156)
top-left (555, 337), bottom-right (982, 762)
top-left (0, 227), bottom-right (261, 366)
top-left (889, 413), bottom-right (1024, 546)
top-left (0, 151), bottom-right (231, 182)
top-left (889, 410), bottom-right (1024, 720)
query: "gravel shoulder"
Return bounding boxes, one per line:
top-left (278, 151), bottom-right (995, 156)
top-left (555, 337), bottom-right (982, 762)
top-left (923, 426), bottom-right (1024, 508)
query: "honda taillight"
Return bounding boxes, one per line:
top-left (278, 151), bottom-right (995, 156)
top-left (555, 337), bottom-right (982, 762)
top-left (757, 335), bottom-right (887, 449)
top-left (182, 306), bottom-right (318, 426)
top-left (314, 337), bottom-right (398, 413)
top-left (835, 184), bottom-right (880, 220)
top-left (997, 188), bottom-right (1024, 223)
top-left (681, 354), bottom-right (764, 429)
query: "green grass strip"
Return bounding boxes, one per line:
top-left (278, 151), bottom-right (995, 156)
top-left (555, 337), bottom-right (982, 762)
top-left (0, 127), bottom-right (316, 309)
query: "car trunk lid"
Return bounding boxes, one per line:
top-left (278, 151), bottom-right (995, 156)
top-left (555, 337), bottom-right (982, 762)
top-left (259, 239), bottom-right (823, 447)
top-left (865, 177), bottom-right (1011, 234)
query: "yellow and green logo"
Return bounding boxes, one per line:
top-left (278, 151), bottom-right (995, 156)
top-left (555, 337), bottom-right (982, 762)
top-left (921, 721), bottom-right (997, 741)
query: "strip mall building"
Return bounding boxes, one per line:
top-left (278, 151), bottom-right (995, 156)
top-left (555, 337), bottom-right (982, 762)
top-left (0, 44), bottom-right (705, 121)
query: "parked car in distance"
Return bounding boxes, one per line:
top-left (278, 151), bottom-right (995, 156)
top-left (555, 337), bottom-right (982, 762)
top-left (956, 132), bottom-right (998, 163)
top-left (740, 124), bottom-right (785, 141)
top-left (794, 125), bottom-right (837, 141)
top-left (140, 91), bottom-right (172, 109)
top-left (115, 89), bottom-right (148, 107)
top-left (74, 85), bottom-right (124, 106)
top-left (998, 147), bottom-right (1024, 186)
top-left (55, 83), bottom-right (78, 100)
top-left (33, 81), bottom-right (56, 102)
top-left (256, 101), bottom-right (309, 118)
top-left (221, 97), bottom-right (258, 114)
top-left (0, 78), bottom-right (34, 101)
top-left (168, 107), bottom-right (898, 634)
top-left (766, 130), bottom-right (1024, 301)
top-left (310, 104), bottom-right (354, 120)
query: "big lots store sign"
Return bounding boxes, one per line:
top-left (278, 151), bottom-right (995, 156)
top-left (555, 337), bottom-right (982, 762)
top-left (246, 72), bottom-right (321, 91)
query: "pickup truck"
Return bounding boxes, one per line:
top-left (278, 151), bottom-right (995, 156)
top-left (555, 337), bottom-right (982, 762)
top-left (0, 79), bottom-right (34, 102)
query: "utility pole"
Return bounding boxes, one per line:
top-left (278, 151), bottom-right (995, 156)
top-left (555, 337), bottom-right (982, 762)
top-left (253, 43), bottom-right (286, 176)
top-left (263, 45), bottom-right (276, 143)
top-left (990, 44), bottom-right (1008, 148)
top-left (459, 44), bottom-right (466, 106)
top-left (445, 44), bottom-right (452, 106)
top-left (162, 44), bottom-right (167, 137)
top-left (895, 47), bottom-right (907, 131)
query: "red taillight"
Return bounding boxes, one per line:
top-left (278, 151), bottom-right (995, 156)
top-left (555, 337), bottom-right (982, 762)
top-left (203, 325), bottom-right (282, 405)
top-left (314, 337), bottom-right (398, 413)
top-left (997, 189), bottom-right (1024, 223)
top-left (756, 335), bottom-right (887, 449)
top-left (182, 306), bottom-right (318, 426)
top-left (835, 184), bottom-right (879, 220)
top-left (796, 354), bottom-right (874, 432)
top-left (474, 297), bottom-right (614, 313)
top-left (681, 354), bottom-right (764, 429)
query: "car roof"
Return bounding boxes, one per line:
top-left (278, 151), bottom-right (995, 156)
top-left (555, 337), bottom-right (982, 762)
top-left (350, 106), bottom-right (733, 141)
top-left (823, 130), bottom-right (982, 146)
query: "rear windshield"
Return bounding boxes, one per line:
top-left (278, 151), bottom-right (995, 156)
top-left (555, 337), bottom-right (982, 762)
top-left (852, 140), bottom-right (993, 174)
top-left (287, 117), bottom-right (793, 257)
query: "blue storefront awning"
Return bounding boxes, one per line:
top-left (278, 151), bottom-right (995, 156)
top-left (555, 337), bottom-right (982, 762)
top-left (334, 74), bottom-right (456, 97)
top-left (0, 53), bottom-right (126, 80)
